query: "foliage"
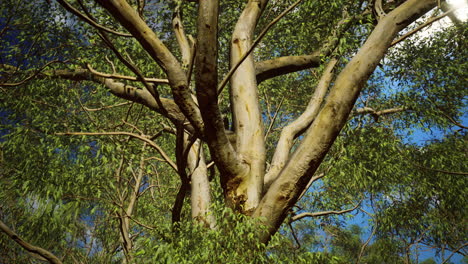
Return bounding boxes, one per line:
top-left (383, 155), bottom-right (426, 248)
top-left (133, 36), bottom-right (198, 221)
top-left (0, 0), bottom-right (466, 263)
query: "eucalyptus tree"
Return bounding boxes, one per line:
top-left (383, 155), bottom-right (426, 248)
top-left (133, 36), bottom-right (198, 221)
top-left (0, 0), bottom-right (466, 263)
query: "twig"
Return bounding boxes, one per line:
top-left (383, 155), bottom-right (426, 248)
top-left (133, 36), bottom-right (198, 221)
top-left (56, 131), bottom-right (178, 172)
top-left (264, 97), bottom-right (285, 140)
top-left (86, 64), bottom-right (169, 84)
top-left (58, 0), bottom-right (132, 37)
top-left (413, 163), bottom-right (468, 176)
top-left (391, 8), bottom-right (457, 47)
top-left (291, 201), bottom-right (361, 222)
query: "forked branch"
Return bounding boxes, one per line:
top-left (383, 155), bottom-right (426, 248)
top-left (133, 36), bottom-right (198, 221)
top-left (291, 201), bottom-right (361, 222)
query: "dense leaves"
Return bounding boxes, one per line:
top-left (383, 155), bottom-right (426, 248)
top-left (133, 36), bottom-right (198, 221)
top-left (1, 0), bottom-right (466, 263)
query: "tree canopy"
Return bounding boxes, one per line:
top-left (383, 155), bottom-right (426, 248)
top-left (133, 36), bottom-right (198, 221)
top-left (0, 0), bottom-right (466, 263)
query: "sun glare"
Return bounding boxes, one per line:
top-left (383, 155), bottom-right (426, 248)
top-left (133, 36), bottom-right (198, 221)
top-left (447, 0), bottom-right (468, 22)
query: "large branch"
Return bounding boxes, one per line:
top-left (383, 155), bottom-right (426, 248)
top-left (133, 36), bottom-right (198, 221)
top-left (194, 0), bottom-right (245, 182)
top-left (254, 0), bottom-right (437, 243)
top-left (227, 0), bottom-right (269, 212)
top-left (2, 66), bottom-right (189, 130)
top-left (0, 220), bottom-right (63, 264)
top-left (218, 0), bottom-right (303, 93)
top-left (255, 53), bottom-right (321, 84)
top-left (95, 0), bottom-right (204, 133)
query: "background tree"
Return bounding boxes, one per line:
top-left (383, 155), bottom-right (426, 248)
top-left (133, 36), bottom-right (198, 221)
top-left (0, 0), bottom-right (466, 263)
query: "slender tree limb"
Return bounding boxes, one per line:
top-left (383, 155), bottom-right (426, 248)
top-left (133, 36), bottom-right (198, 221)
top-left (353, 106), bottom-right (407, 121)
top-left (413, 163), bottom-right (468, 176)
top-left (297, 172), bottom-right (325, 202)
top-left (82, 102), bottom-right (132, 112)
top-left (442, 242), bottom-right (468, 264)
top-left (0, 220), bottom-right (63, 264)
top-left (354, 106), bottom-right (406, 116)
top-left (126, 143), bottom-right (146, 220)
top-left (1, 65), bottom-right (191, 131)
top-left (86, 64), bottom-right (169, 84)
top-left (0, 60), bottom-right (64, 87)
top-left (288, 222), bottom-right (301, 249)
top-left (264, 58), bottom-right (337, 188)
top-left (56, 131), bottom-right (178, 172)
top-left (56, 0), bottom-right (132, 37)
top-left (357, 207), bottom-right (377, 264)
top-left (291, 201), bottom-right (361, 222)
top-left (391, 7), bottom-right (457, 47)
top-left (172, 125), bottom-right (190, 224)
top-left (95, 30), bottom-right (166, 112)
top-left (264, 96), bottom-right (285, 140)
top-left (185, 132), bottom-right (216, 228)
top-left (255, 53), bottom-right (322, 84)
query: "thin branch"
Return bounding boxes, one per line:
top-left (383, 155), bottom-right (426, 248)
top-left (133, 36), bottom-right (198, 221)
top-left (95, 31), bottom-right (163, 103)
top-left (291, 201), bottom-right (361, 222)
top-left (57, 0), bottom-right (132, 37)
top-left (413, 163), bottom-right (468, 176)
top-left (0, 60), bottom-right (64, 87)
top-left (441, 242), bottom-right (468, 263)
top-left (391, 7), bottom-right (457, 47)
top-left (217, 0), bottom-right (303, 94)
top-left (353, 106), bottom-right (406, 121)
top-left (86, 64), bottom-right (169, 84)
top-left (0, 220), bottom-right (63, 264)
top-left (297, 172), bottom-right (325, 201)
top-left (172, 125), bottom-right (190, 225)
top-left (357, 209), bottom-right (377, 264)
top-left (288, 222), bottom-right (301, 249)
top-left (82, 102), bottom-right (132, 112)
top-left (254, 8), bottom-right (371, 83)
top-left (264, 97), bottom-right (285, 140)
top-left (56, 131), bottom-right (178, 172)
